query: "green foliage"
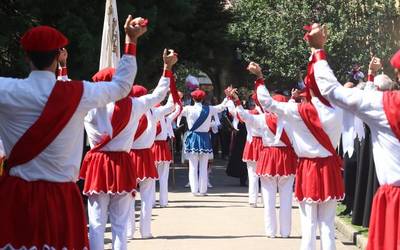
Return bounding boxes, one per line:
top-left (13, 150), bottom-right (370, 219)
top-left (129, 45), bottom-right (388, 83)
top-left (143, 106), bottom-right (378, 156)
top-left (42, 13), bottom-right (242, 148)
top-left (0, 0), bottom-right (104, 79)
top-left (229, 0), bottom-right (400, 85)
top-left (0, 0), bottom-right (233, 92)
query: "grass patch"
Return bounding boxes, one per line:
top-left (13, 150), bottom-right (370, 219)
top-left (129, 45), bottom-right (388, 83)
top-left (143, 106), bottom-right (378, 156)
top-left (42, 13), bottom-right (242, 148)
top-left (336, 203), bottom-right (369, 237)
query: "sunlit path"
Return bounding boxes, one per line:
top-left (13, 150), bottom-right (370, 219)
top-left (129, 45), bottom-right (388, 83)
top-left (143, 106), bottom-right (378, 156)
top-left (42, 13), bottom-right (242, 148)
top-left (104, 162), bottom-right (357, 250)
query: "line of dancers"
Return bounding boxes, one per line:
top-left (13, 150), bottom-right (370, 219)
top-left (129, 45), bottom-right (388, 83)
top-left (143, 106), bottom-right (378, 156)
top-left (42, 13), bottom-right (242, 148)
top-left (0, 13), bottom-right (399, 250)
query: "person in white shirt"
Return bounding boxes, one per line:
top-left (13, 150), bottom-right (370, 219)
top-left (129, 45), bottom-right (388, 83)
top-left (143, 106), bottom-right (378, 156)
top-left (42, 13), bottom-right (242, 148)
top-left (306, 23), bottom-right (400, 250)
top-left (0, 15), bottom-right (145, 250)
top-left (249, 57), bottom-right (344, 250)
top-left (177, 89), bottom-right (229, 196)
top-left (226, 94), bottom-right (263, 207)
top-left (228, 92), bottom-right (297, 238)
top-left (80, 48), bottom-right (176, 250)
top-left (152, 101), bottom-right (182, 207)
top-left (126, 53), bottom-right (179, 239)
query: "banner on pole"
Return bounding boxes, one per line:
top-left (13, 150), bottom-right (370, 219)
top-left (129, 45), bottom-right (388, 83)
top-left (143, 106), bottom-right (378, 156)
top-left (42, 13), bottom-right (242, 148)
top-left (99, 0), bottom-right (120, 70)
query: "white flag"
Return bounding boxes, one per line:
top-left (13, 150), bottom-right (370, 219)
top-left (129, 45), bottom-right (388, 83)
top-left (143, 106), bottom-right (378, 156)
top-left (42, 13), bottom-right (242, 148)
top-left (99, 0), bottom-right (120, 70)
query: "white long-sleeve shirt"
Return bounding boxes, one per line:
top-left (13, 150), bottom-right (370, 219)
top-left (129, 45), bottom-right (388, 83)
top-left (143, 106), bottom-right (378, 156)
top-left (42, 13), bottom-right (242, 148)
top-left (178, 99), bottom-right (228, 132)
top-left (313, 57), bottom-right (400, 186)
top-left (132, 100), bottom-right (174, 149)
top-left (236, 105), bottom-right (285, 147)
top-left (85, 76), bottom-right (170, 152)
top-left (0, 55), bottom-right (137, 182)
top-left (257, 85), bottom-right (343, 158)
top-left (155, 103), bottom-right (181, 141)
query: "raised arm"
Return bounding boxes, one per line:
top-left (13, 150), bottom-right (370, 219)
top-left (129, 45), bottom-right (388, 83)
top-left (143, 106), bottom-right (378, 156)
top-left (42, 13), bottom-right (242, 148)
top-left (155, 95), bottom-right (175, 119)
top-left (57, 48), bottom-right (70, 81)
top-left (247, 62), bottom-right (301, 120)
top-left (236, 105), bottom-right (264, 129)
top-left (137, 49), bottom-right (178, 110)
top-left (307, 23), bottom-right (379, 117)
top-left (167, 103), bottom-right (182, 122)
top-left (210, 98), bottom-right (229, 114)
top-left (80, 15), bottom-right (147, 111)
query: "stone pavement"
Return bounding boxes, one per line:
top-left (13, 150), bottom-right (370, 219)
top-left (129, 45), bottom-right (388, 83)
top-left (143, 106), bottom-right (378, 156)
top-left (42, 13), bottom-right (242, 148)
top-left (104, 161), bottom-right (358, 250)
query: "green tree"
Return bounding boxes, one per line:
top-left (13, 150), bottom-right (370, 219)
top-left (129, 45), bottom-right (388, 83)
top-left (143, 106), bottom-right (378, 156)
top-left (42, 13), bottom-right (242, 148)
top-left (229, 0), bottom-right (400, 89)
top-left (0, 0), bottom-right (234, 97)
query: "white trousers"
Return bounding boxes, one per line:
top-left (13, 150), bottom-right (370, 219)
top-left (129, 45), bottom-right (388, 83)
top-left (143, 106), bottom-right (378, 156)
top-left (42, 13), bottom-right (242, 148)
top-left (260, 175), bottom-right (294, 237)
top-left (88, 193), bottom-right (132, 250)
top-left (246, 161), bottom-right (260, 204)
top-left (299, 200), bottom-right (337, 250)
top-left (187, 154), bottom-right (209, 194)
top-left (126, 178), bottom-right (155, 238)
top-left (156, 162), bottom-right (170, 206)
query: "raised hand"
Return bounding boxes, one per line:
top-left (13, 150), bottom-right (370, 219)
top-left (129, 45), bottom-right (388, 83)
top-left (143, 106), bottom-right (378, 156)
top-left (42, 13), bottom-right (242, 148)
top-left (291, 88), bottom-right (300, 99)
top-left (230, 88), bottom-right (239, 101)
top-left (308, 23), bottom-right (328, 50)
top-left (163, 49), bottom-right (178, 70)
top-left (124, 15), bottom-right (148, 44)
top-left (368, 56), bottom-right (382, 75)
top-left (224, 85), bottom-right (233, 97)
top-left (247, 62), bottom-right (263, 79)
top-left (58, 48), bottom-right (68, 67)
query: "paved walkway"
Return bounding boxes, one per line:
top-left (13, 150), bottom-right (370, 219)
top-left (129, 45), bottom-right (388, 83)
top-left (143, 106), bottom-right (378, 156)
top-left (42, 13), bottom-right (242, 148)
top-left (104, 161), bottom-right (357, 250)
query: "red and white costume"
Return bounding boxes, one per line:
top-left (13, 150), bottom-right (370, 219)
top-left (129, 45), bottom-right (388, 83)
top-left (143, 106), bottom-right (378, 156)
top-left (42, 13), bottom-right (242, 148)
top-left (152, 103), bottom-right (182, 207)
top-left (235, 96), bottom-right (297, 238)
top-left (0, 26), bottom-right (137, 250)
top-left (257, 72), bottom-right (344, 249)
top-left (79, 66), bottom-right (146, 250)
top-left (313, 49), bottom-right (400, 250)
top-left (126, 82), bottom-right (174, 239)
top-left (227, 100), bottom-right (263, 205)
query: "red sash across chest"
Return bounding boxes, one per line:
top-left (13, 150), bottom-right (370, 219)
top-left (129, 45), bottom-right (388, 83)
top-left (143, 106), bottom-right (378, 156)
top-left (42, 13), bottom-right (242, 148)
top-left (297, 102), bottom-right (340, 160)
top-left (265, 113), bottom-right (292, 150)
top-left (383, 91), bottom-right (400, 142)
top-left (7, 80), bottom-right (84, 168)
top-left (91, 97), bottom-right (132, 151)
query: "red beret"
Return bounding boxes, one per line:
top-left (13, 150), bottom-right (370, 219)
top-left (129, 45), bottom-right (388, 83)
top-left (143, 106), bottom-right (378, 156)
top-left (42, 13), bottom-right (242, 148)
top-left (20, 26), bottom-right (68, 52)
top-left (191, 89), bottom-right (206, 102)
top-left (92, 67), bottom-right (116, 82)
top-left (390, 49), bottom-right (400, 69)
top-left (272, 94), bottom-right (288, 102)
top-left (130, 85), bottom-right (148, 97)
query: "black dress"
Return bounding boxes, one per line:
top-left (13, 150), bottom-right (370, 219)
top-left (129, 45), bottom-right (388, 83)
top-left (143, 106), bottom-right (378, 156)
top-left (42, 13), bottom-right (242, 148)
top-left (226, 122), bottom-right (248, 185)
top-left (351, 125), bottom-right (380, 227)
top-left (342, 138), bottom-right (359, 213)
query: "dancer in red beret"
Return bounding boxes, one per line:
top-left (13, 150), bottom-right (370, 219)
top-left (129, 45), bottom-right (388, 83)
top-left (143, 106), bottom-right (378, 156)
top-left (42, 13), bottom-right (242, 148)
top-left (126, 49), bottom-right (179, 239)
top-left (152, 101), bottom-right (182, 208)
top-left (0, 15), bottom-right (145, 250)
top-left (252, 43), bottom-right (344, 248)
top-left (178, 88), bottom-right (230, 196)
top-left (232, 93), bottom-right (298, 238)
top-left (226, 93), bottom-right (264, 207)
top-left (308, 23), bottom-right (400, 250)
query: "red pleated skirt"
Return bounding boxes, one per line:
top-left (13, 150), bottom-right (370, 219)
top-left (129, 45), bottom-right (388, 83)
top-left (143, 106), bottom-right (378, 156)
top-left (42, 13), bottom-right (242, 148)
top-left (0, 175), bottom-right (89, 250)
top-left (130, 148), bottom-right (158, 181)
top-left (79, 151), bottom-right (137, 195)
top-left (367, 185), bottom-right (400, 250)
top-left (295, 156), bottom-right (344, 203)
top-left (256, 146), bottom-right (297, 177)
top-left (242, 136), bottom-right (263, 162)
top-left (151, 140), bottom-right (172, 163)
